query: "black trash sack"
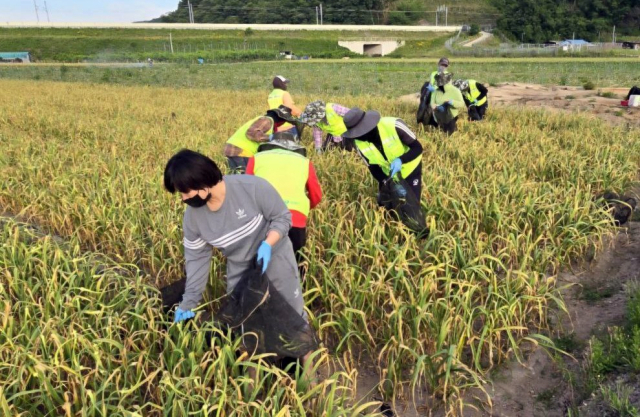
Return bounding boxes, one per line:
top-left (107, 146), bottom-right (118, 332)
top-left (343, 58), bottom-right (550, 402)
top-left (417, 81), bottom-right (433, 125)
top-left (434, 102), bottom-right (455, 125)
top-left (379, 176), bottom-right (429, 238)
top-left (596, 192), bottom-right (637, 226)
top-left (216, 260), bottom-right (319, 359)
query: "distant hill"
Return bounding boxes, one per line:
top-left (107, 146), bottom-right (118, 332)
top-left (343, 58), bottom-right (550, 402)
top-left (152, 0), bottom-right (499, 27)
top-left (152, 0), bottom-right (640, 42)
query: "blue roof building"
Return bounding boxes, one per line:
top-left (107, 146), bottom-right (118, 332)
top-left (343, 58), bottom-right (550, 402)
top-left (0, 52), bottom-right (32, 63)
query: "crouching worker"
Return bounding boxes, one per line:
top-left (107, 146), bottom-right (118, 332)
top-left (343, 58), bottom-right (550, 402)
top-left (246, 133), bottom-right (322, 278)
top-left (224, 106), bottom-right (296, 173)
top-left (453, 79), bottom-right (488, 121)
top-left (299, 100), bottom-right (352, 154)
top-left (163, 149), bottom-right (315, 380)
top-left (430, 72), bottom-right (465, 135)
top-left (342, 108), bottom-right (423, 204)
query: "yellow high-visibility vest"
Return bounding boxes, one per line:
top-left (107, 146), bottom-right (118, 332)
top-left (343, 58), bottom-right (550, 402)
top-left (253, 149), bottom-right (310, 216)
top-left (354, 117), bottom-right (421, 179)
top-left (463, 80), bottom-right (487, 106)
top-left (267, 88), bottom-right (294, 131)
top-left (226, 116), bottom-right (273, 157)
top-left (316, 103), bottom-right (347, 136)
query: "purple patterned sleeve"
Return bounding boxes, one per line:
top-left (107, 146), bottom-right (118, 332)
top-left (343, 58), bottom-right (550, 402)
top-left (313, 127), bottom-right (323, 150)
top-left (332, 103), bottom-right (350, 117)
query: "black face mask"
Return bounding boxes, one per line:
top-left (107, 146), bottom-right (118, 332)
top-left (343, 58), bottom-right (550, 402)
top-left (183, 191), bottom-right (211, 208)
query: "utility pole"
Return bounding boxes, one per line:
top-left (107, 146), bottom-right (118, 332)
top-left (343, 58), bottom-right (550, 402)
top-left (445, 5), bottom-right (448, 26)
top-left (33, 0), bottom-right (40, 23)
top-left (44, 1), bottom-right (50, 22)
top-left (187, 1), bottom-right (194, 23)
top-left (320, 4), bottom-right (323, 25)
top-left (169, 32), bottom-right (174, 53)
top-left (612, 25), bottom-right (616, 44)
top-left (316, 6), bottom-right (319, 25)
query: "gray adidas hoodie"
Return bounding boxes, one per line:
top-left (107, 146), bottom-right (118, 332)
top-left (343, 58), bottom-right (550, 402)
top-left (180, 175), bottom-right (303, 316)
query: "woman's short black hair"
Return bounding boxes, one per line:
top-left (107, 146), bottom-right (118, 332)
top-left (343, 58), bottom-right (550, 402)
top-left (164, 149), bottom-right (223, 193)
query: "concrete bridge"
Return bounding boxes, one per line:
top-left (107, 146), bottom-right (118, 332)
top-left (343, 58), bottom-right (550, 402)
top-left (338, 39), bottom-right (406, 56)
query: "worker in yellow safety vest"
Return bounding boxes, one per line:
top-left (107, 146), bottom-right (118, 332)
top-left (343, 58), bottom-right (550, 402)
top-left (246, 133), bottom-right (322, 278)
top-left (418, 57), bottom-right (452, 128)
top-left (224, 106), bottom-right (296, 173)
top-left (268, 76), bottom-right (303, 137)
top-left (453, 79), bottom-right (489, 121)
top-left (299, 100), bottom-right (354, 153)
top-left (342, 108), bottom-right (424, 205)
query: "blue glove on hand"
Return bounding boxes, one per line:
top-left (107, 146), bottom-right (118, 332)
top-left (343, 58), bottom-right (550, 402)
top-left (257, 241), bottom-right (272, 274)
top-left (427, 84), bottom-right (436, 93)
top-left (436, 105), bottom-right (445, 112)
top-left (268, 134), bottom-right (274, 141)
top-left (174, 308), bottom-right (195, 323)
top-left (447, 100), bottom-right (454, 106)
top-left (390, 158), bottom-right (402, 177)
top-left (471, 99), bottom-right (478, 105)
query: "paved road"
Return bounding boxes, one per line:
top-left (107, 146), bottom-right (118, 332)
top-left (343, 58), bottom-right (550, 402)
top-left (2, 22), bottom-right (461, 32)
top-left (463, 31), bottom-right (493, 47)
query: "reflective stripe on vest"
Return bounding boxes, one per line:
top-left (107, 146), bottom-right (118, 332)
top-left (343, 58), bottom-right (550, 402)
top-left (464, 80), bottom-right (487, 106)
top-left (253, 149), bottom-right (311, 216)
top-left (317, 103), bottom-right (347, 136)
top-left (226, 116), bottom-right (273, 157)
top-left (354, 117), bottom-right (421, 179)
top-left (267, 88), bottom-right (294, 131)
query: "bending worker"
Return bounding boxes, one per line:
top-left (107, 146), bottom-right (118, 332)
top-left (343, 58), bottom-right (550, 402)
top-left (268, 76), bottom-right (303, 137)
top-left (430, 72), bottom-right (465, 135)
top-left (341, 107), bottom-right (424, 203)
top-left (418, 57), bottom-right (451, 128)
top-left (163, 148), bottom-right (314, 369)
top-left (224, 106), bottom-right (293, 173)
top-left (246, 133), bottom-right (322, 277)
top-left (299, 100), bottom-right (352, 154)
top-left (453, 79), bottom-right (488, 121)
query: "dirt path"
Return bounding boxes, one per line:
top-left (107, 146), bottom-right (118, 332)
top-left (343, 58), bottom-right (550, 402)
top-left (463, 32), bottom-right (493, 47)
top-left (450, 218), bottom-right (640, 417)
top-left (400, 82), bottom-right (640, 128)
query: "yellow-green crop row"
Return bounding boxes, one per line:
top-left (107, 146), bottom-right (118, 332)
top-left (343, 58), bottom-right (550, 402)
top-left (0, 79), bottom-right (639, 414)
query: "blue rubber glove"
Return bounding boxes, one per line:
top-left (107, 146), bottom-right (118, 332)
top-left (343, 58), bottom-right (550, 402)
top-left (257, 241), bottom-right (272, 274)
top-left (268, 134), bottom-right (274, 141)
top-left (447, 100), bottom-right (454, 106)
top-left (471, 99), bottom-right (478, 105)
top-left (436, 105), bottom-right (445, 112)
top-left (174, 308), bottom-right (195, 323)
top-left (390, 158), bottom-right (402, 177)
top-left (427, 84), bottom-right (435, 93)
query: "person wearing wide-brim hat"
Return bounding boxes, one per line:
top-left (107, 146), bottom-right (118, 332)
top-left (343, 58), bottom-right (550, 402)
top-left (268, 76), bottom-right (303, 137)
top-left (342, 108), bottom-right (424, 203)
top-left (224, 105), bottom-right (297, 173)
top-left (299, 100), bottom-right (352, 154)
top-left (429, 72), bottom-right (465, 135)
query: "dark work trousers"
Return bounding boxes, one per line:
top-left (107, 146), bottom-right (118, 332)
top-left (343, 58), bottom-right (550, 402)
top-left (377, 162), bottom-right (423, 204)
top-left (288, 226), bottom-right (307, 280)
top-left (468, 103), bottom-right (488, 121)
top-left (226, 156), bottom-right (249, 174)
top-left (626, 86), bottom-right (640, 100)
top-left (438, 116), bottom-right (459, 135)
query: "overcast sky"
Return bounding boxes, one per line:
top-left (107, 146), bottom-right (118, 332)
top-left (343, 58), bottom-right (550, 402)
top-left (0, 0), bottom-right (178, 23)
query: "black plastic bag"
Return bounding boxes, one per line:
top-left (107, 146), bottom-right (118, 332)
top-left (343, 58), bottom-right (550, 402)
top-left (597, 192), bottom-right (637, 226)
top-left (216, 260), bottom-right (318, 358)
top-left (379, 176), bottom-right (429, 238)
top-left (417, 81), bottom-right (433, 125)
